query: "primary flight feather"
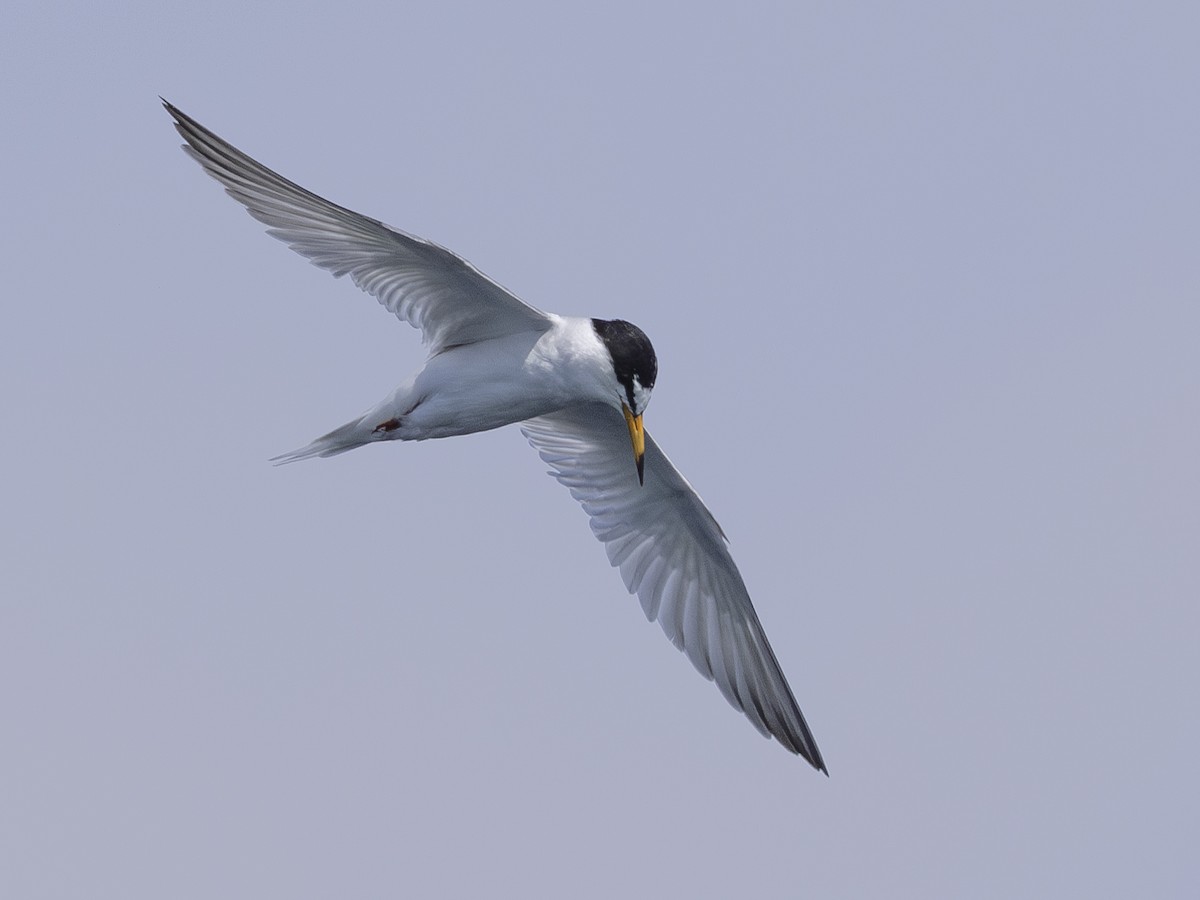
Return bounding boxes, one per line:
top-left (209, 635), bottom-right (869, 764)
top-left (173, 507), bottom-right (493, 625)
top-left (165, 100), bottom-right (826, 772)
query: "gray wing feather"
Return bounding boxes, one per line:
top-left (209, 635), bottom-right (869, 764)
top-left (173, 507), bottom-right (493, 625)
top-left (522, 403), bottom-right (826, 771)
top-left (165, 101), bottom-right (551, 353)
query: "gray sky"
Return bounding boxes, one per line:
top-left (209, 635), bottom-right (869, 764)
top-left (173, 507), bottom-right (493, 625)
top-left (3, 2), bottom-right (1197, 897)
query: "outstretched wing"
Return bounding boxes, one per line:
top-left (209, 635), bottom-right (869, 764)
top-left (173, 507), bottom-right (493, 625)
top-left (522, 403), bottom-right (826, 770)
top-left (165, 101), bottom-right (552, 354)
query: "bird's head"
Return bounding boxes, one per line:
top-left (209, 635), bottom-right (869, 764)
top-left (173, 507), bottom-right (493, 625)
top-left (591, 318), bottom-right (658, 486)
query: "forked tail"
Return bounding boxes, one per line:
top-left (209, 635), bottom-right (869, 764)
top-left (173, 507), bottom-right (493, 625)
top-left (270, 416), bottom-right (377, 465)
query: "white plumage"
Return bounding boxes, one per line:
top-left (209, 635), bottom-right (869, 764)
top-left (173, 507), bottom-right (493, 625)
top-left (166, 100), bottom-right (826, 771)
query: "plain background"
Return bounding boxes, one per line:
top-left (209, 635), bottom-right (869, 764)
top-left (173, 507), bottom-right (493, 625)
top-left (3, 2), bottom-right (1197, 897)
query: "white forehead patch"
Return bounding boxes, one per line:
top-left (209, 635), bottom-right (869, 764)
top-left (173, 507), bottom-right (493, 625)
top-left (630, 377), bottom-right (653, 414)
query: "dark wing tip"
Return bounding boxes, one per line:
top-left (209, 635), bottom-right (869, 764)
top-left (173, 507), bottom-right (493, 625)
top-left (161, 97), bottom-right (184, 122)
top-left (800, 731), bottom-right (828, 774)
top-left (161, 99), bottom-right (210, 146)
top-left (786, 729), bottom-right (828, 774)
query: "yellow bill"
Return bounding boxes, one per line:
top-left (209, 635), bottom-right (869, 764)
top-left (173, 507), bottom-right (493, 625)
top-left (622, 403), bottom-right (646, 485)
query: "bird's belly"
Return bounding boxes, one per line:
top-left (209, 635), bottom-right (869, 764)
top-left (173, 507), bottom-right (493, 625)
top-left (405, 381), bottom-right (561, 438)
top-left (400, 338), bottom-right (574, 439)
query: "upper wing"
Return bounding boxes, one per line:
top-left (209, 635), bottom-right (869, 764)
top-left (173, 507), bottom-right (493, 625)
top-left (522, 403), bottom-right (826, 770)
top-left (165, 101), bottom-right (553, 354)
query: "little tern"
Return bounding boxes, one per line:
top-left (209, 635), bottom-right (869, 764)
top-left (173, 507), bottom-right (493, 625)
top-left (165, 101), bottom-right (826, 772)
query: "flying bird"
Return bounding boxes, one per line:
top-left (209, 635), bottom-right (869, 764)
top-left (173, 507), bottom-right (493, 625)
top-left (165, 100), bottom-right (826, 772)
